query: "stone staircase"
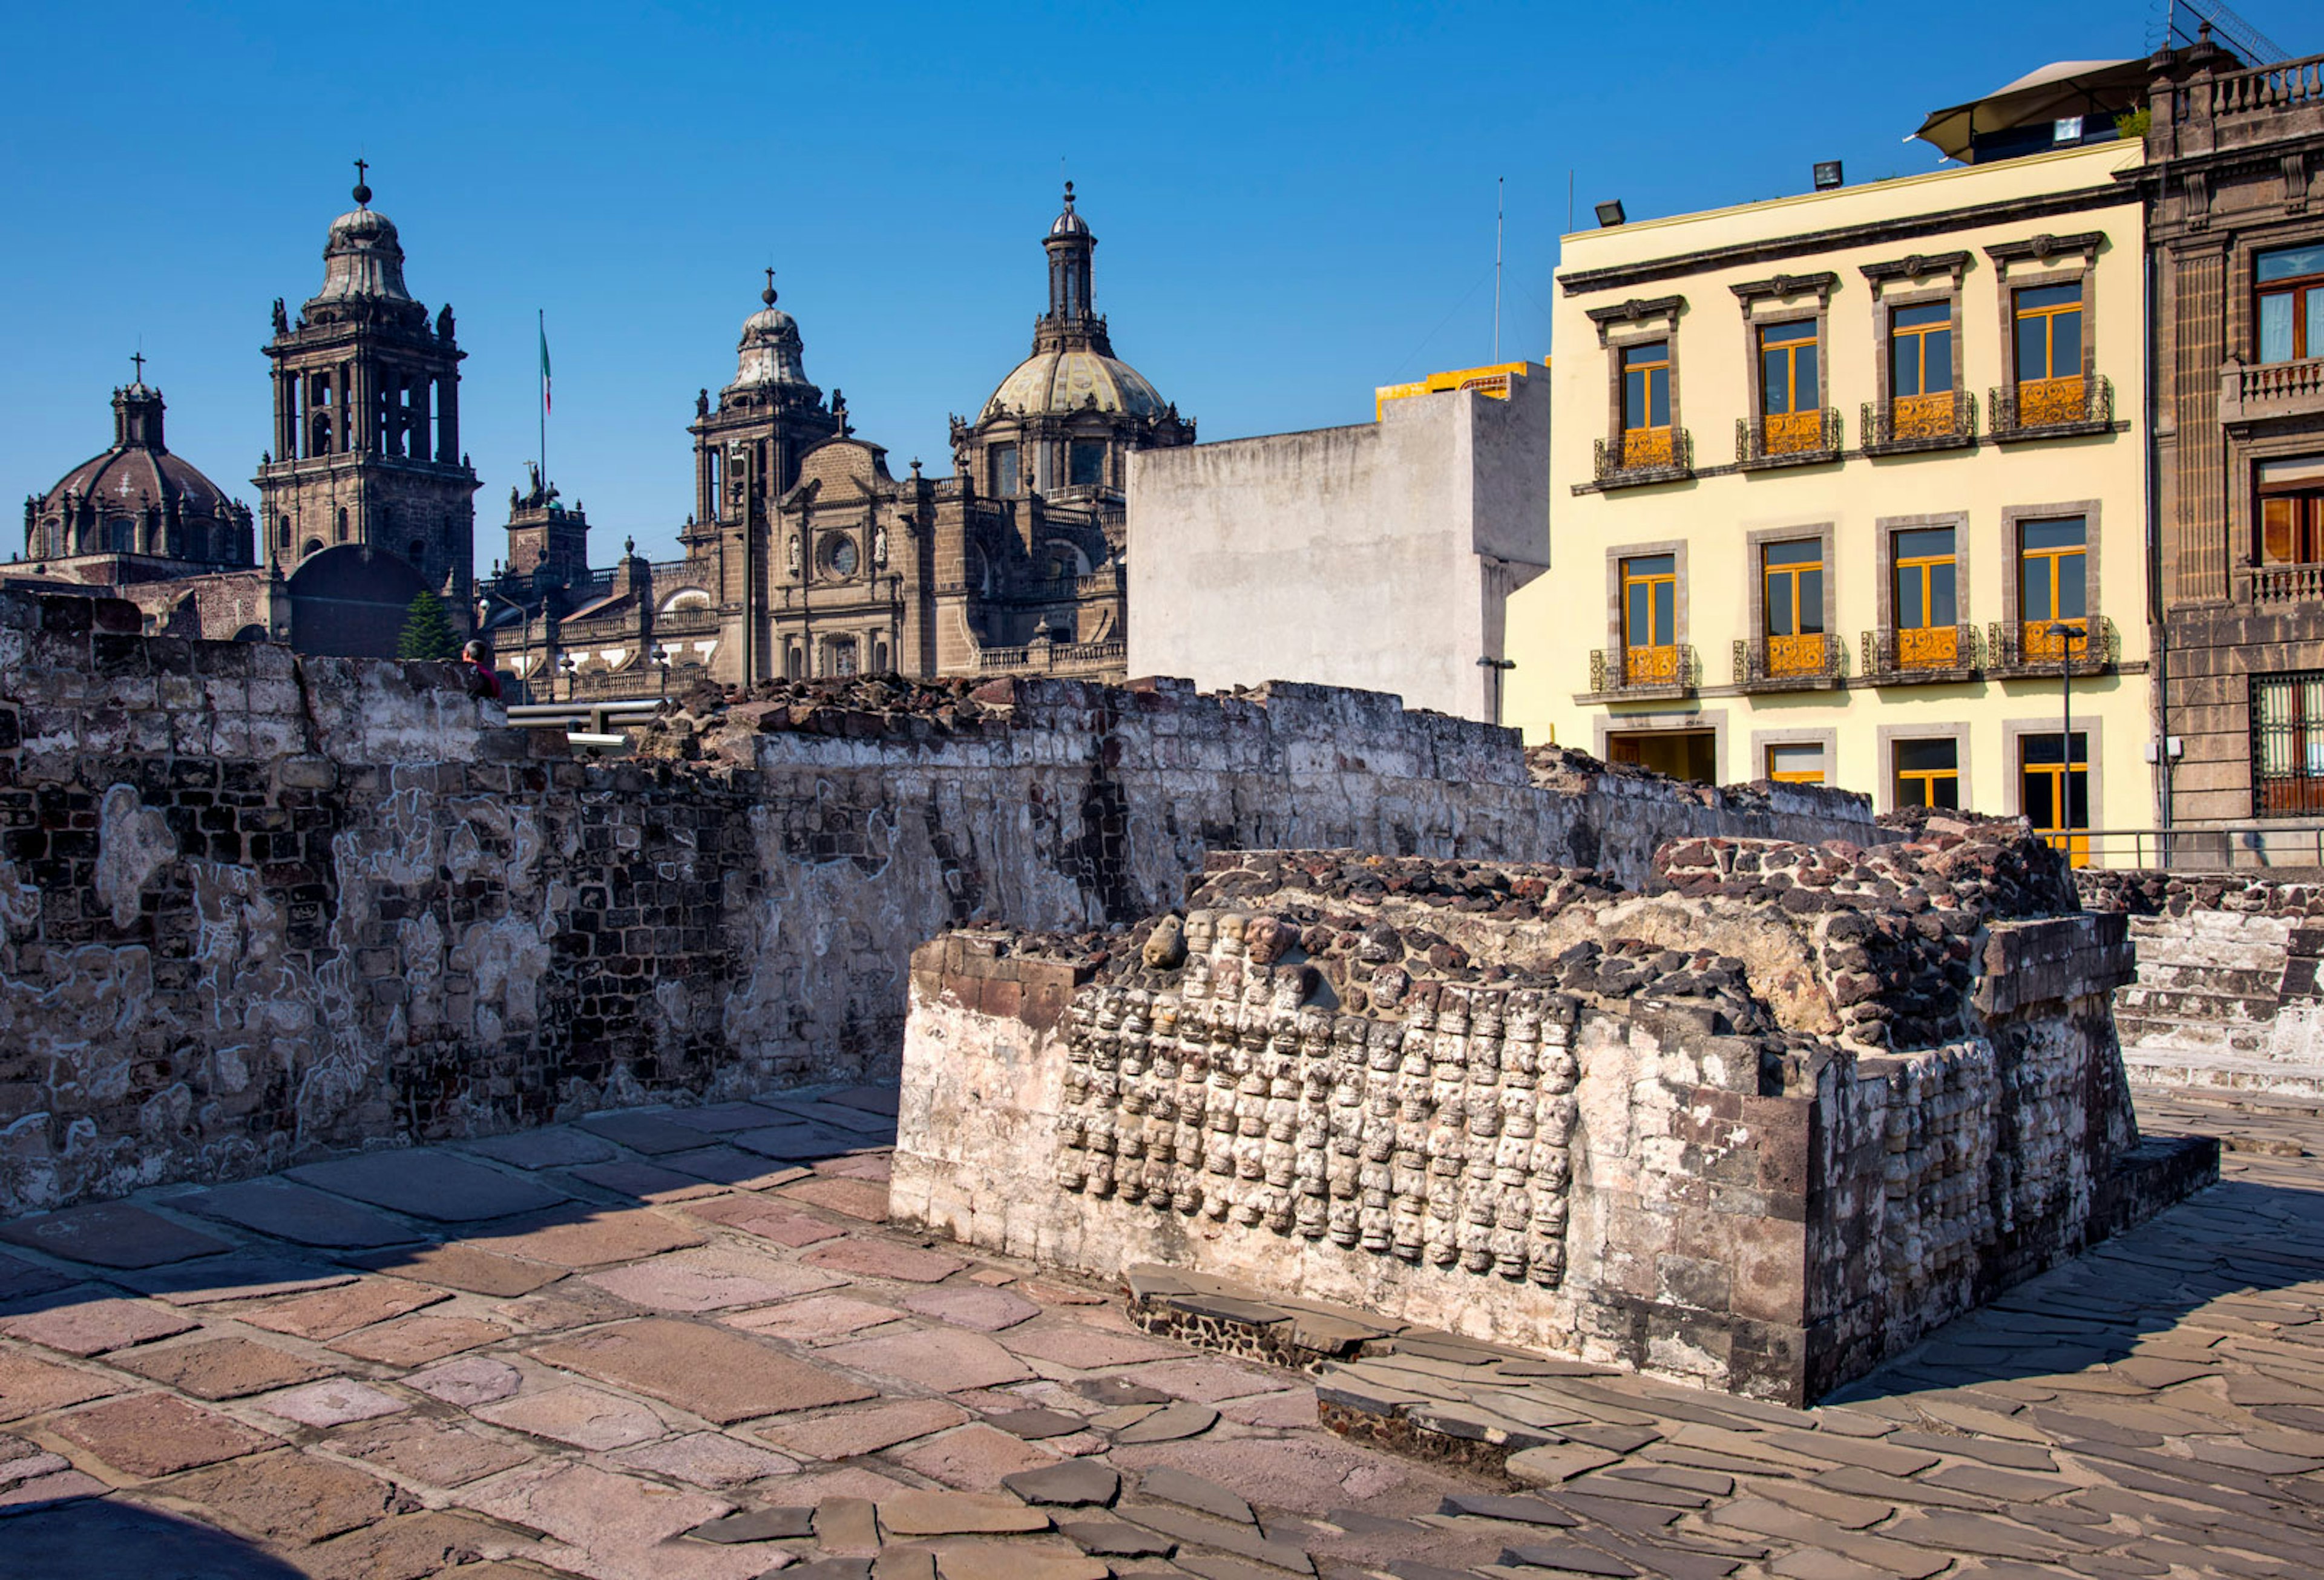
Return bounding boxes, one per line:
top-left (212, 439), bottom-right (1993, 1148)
top-left (2115, 911), bottom-right (2324, 1096)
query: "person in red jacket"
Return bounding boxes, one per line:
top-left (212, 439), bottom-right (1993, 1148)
top-left (461, 638), bottom-right (504, 701)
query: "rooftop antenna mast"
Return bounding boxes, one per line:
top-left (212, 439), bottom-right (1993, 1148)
top-left (1492, 177), bottom-right (1504, 362)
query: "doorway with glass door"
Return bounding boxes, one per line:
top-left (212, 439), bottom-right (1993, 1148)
top-left (2020, 731), bottom-right (2089, 866)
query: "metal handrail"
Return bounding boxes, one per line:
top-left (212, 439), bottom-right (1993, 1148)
top-left (2071, 824), bottom-right (2324, 873)
top-left (507, 699), bottom-right (664, 734)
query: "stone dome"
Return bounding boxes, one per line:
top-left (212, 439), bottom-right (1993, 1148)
top-left (733, 271), bottom-right (810, 390)
top-left (39, 392), bottom-right (231, 516)
top-left (26, 382), bottom-right (251, 565)
top-left (980, 347), bottom-right (1168, 422)
top-left (308, 172), bottom-right (417, 309)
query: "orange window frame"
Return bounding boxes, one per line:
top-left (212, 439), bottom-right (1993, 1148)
top-left (1759, 321), bottom-right (1818, 417)
top-left (2014, 289), bottom-right (2083, 384)
top-left (1621, 557), bottom-right (1676, 651)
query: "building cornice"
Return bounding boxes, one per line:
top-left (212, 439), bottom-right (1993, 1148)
top-left (1560, 185), bottom-right (2135, 297)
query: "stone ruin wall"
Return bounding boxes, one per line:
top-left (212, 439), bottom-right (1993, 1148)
top-left (893, 829), bottom-right (2217, 1403)
top-left (0, 588), bottom-right (1883, 1216)
top-left (2076, 868), bottom-right (2324, 1089)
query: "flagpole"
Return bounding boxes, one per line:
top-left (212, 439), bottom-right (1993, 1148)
top-left (538, 309), bottom-right (547, 494)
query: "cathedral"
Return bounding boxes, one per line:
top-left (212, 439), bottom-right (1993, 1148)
top-left (19, 170), bottom-right (477, 654)
top-left (481, 184), bottom-right (1193, 699)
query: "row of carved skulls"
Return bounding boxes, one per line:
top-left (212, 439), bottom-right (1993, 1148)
top-left (1056, 982), bottom-right (1581, 1283)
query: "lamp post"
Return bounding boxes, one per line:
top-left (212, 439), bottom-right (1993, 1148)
top-left (558, 651), bottom-right (579, 703)
top-left (1477, 656), bottom-right (1517, 727)
top-left (651, 643), bottom-right (672, 700)
top-left (2047, 620), bottom-right (2088, 860)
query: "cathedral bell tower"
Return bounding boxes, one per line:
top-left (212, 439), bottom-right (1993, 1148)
top-left (684, 270), bottom-right (842, 684)
top-left (254, 164), bottom-right (479, 618)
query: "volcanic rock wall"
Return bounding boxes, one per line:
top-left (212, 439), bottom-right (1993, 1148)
top-left (893, 829), bottom-right (2216, 1403)
top-left (0, 590), bottom-right (1879, 1215)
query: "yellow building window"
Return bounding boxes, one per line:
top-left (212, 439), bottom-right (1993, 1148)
top-left (2014, 282), bottom-right (2085, 424)
top-left (2021, 731), bottom-right (2089, 867)
top-left (1758, 320), bottom-right (1821, 453)
top-left (1894, 738), bottom-right (1960, 810)
top-left (1889, 301), bottom-right (1954, 437)
top-left (2018, 516), bottom-right (2087, 661)
top-left (1893, 526), bottom-right (1959, 667)
top-left (1766, 743), bottom-right (1825, 784)
top-left (1761, 539), bottom-right (1825, 675)
top-left (1621, 553), bottom-right (1677, 684)
top-left (1621, 342), bottom-right (1672, 468)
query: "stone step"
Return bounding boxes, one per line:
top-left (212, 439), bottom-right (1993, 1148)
top-left (2115, 985), bottom-right (2282, 1020)
top-left (2125, 1048), bottom-right (2324, 1100)
top-left (2124, 944), bottom-right (2290, 975)
top-left (2127, 963), bottom-right (2285, 995)
top-left (2114, 1017), bottom-right (2272, 1054)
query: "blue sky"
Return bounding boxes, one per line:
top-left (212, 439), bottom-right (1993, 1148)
top-left (1, 1), bottom-right (2308, 564)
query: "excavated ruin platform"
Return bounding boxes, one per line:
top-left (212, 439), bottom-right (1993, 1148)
top-left (894, 828), bottom-right (2219, 1406)
top-left (0, 1087), bottom-right (2313, 1580)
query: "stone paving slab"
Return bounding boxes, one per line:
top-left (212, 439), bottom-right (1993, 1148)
top-left (0, 1202), bottom-right (234, 1269)
top-left (4, 1082), bottom-right (2323, 1579)
top-left (286, 1149), bottom-right (570, 1222)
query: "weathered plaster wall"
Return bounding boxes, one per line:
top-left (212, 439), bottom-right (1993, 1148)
top-left (0, 591), bottom-right (1879, 1215)
top-left (1125, 375), bottom-right (1550, 723)
top-left (893, 834), bottom-right (2213, 1403)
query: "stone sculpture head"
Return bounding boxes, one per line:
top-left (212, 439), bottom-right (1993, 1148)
top-left (1142, 914), bottom-right (1188, 971)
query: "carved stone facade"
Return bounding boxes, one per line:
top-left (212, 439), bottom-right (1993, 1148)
top-left (256, 171), bottom-right (481, 657)
top-left (2139, 42), bottom-right (2324, 823)
top-left (894, 833), bottom-right (2212, 1403)
top-left (482, 189), bottom-right (1189, 700)
top-left (18, 379), bottom-right (276, 640)
top-left (14, 173), bottom-right (479, 657)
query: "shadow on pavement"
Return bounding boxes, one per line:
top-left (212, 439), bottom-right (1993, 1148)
top-left (0, 1496), bottom-right (309, 1578)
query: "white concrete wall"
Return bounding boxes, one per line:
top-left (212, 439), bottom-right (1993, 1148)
top-left (1126, 375), bottom-right (1550, 722)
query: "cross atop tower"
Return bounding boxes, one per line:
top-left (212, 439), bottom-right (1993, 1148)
top-left (130, 350), bottom-right (145, 385)
top-left (763, 266), bottom-right (776, 306)
top-left (352, 158), bottom-right (372, 206)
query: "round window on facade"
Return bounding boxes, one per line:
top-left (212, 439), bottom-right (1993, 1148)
top-left (821, 534), bottom-right (859, 578)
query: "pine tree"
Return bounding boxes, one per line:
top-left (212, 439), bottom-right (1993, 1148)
top-left (396, 590), bottom-right (460, 661)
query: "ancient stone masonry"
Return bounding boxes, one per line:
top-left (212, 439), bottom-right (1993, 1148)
top-left (2078, 868), bottom-right (2324, 1094)
top-left (0, 590), bottom-right (1883, 1218)
top-left (893, 825), bottom-right (2219, 1403)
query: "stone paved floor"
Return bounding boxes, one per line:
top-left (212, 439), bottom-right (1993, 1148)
top-left (0, 1086), bottom-right (2316, 1580)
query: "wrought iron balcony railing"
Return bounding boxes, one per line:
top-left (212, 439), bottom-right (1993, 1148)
top-left (1860, 623), bottom-right (1980, 681)
top-left (1983, 615), bottom-right (2119, 677)
top-left (1587, 643), bottom-right (1698, 696)
top-left (1732, 632), bottom-right (1843, 689)
top-left (1989, 375), bottom-right (2113, 439)
top-left (1860, 390), bottom-right (1978, 453)
top-left (1736, 410), bottom-right (1843, 467)
top-left (1591, 427), bottom-right (1693, 487)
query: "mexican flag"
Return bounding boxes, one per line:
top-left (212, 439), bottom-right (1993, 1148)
top-left (539, 312), bottom-right (551, 416)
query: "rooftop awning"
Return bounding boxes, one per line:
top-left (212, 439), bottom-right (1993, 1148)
top-left (1912, 59), bottom-right (2148, 159)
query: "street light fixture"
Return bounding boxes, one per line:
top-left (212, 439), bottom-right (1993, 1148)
top-left (1477, 655), bottom-right (1517, 727)
top-left (557, 651), bottom-right (579, 703)
top-left (651, 644), bottom-right (672, 700)
top-left (2046, 620), bottom-right (2088, 860)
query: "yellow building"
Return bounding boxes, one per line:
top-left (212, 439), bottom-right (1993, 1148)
top-left (1505, 142), bottom-right (2150, 859)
